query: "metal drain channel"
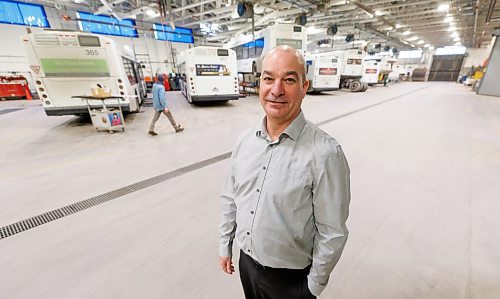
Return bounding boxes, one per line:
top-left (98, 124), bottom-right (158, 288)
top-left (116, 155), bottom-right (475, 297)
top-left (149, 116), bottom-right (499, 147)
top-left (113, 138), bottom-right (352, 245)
top-left (0, 85), bottom-right (434, 241)
top-left (0, 108), bottom-right (24, 115)
top-left (0, 152), bottom-right (232, 240)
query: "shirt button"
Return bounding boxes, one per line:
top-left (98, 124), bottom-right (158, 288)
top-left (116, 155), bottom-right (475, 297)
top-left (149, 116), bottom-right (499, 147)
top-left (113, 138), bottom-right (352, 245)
top-left (250, 211), bottom-right (254, 214)
top-left (247, 232), bottom-right (250, 235)
top-left (262, 166), bottom-right (266, 170)
top-left (256, 189), bottom-right (260, 192)
top-left (269, 144), bottom-right (273, 148)
top-left (247, 249), bottom-right (251, 253)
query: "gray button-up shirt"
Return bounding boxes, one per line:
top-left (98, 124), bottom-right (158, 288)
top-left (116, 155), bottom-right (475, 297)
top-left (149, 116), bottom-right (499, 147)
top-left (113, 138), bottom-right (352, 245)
top-left (219, 111), bottom-right (350, 296)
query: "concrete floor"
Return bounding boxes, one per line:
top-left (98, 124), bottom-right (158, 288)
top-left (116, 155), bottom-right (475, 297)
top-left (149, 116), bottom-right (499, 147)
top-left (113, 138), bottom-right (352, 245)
top-left (0, 82), bottom-right (499, 298)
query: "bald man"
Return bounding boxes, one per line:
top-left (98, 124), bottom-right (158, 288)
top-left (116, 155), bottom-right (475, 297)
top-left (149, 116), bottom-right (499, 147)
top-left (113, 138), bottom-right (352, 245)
top-left (219, 46), bottom-right (351, 298)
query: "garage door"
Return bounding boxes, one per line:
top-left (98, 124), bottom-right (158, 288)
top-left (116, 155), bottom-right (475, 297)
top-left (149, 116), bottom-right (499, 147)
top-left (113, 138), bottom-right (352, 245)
top-left (428, 54), bottom-right (464, 81)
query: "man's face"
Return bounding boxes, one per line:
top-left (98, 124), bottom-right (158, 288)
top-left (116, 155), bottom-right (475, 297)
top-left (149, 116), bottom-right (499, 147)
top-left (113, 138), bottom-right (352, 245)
top-left (259, 49), bottom-right (309, 124)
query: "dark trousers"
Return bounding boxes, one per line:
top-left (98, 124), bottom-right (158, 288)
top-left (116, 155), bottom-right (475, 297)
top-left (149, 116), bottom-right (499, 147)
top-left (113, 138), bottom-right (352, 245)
top-left (239, 251), bottom-right (316, 299)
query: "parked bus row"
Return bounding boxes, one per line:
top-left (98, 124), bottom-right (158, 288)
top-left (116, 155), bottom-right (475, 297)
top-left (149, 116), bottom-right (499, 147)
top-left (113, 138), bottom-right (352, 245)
top-left (23, 25), bottom-right (399, 116)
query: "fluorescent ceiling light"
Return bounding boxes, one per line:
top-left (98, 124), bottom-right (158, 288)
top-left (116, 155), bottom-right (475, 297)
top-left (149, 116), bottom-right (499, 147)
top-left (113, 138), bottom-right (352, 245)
top-left (444, 16), bottom-right (453, 22)
top-left (448, 26), bottom-right (456, 31)
top-left (402, 30), bottom-right (411, 35)
top-left (438, 4), bottom-right (450, 12)
top-left (407, 36), bottom-right (419, 41)
top-left (374, 10), bottom-right (383, 16)
top-left (395, 23), bottom-right (402, 29)
top-left (145, 9), bottom-right (156, 16)
top-left (417, 40), bottom-right (425, 44)
top-left (424, 44), bottom-right (430, 47)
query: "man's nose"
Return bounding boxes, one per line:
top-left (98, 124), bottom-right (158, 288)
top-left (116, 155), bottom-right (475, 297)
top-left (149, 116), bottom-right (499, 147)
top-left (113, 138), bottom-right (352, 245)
top-left (270, 80), bottom-right (285, 97)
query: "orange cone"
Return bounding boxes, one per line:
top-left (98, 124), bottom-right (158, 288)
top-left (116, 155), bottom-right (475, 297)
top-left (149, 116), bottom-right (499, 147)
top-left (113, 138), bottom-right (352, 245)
top-left (24, 84), bottom-right (32, 100)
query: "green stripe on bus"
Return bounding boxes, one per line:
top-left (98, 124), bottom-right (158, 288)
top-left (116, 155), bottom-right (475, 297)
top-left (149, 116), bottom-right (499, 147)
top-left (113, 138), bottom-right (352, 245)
top-left (40, 58), bottom-right (109, 75)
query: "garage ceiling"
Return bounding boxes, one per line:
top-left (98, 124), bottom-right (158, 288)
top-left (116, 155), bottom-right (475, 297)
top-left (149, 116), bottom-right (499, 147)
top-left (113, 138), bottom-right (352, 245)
top-left (45, 0), bottom-right (500, 49)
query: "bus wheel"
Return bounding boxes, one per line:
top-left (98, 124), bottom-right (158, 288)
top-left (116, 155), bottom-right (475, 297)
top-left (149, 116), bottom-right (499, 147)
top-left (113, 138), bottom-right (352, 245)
top-left (349, 80), bottom-right (361, 92)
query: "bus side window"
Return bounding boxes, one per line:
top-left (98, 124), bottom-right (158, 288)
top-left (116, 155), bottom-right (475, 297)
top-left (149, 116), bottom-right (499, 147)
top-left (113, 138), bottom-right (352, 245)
top-left (122, 57), bottom-right (137, 85)
top-left (242, 46), bottom-right (249, 59)
top-left (234, 46), bottom-right (242, 59)
top-left (255, 38), bottom-right (264, 57)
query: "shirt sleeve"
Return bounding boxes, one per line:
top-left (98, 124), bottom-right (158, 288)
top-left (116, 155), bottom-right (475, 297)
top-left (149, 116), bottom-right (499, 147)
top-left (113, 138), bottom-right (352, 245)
top-left (308, 144), bottom-right (351, 296)
top-left (219, 157), bottom-right (237, 257)
top-left (159, 85), bottom-right (167, 108)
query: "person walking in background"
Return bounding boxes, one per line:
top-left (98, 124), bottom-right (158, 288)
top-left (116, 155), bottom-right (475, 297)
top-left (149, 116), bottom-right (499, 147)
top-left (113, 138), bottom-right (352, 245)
top-left (148, 74), bottom-right (184, 136)
top-left (219, 45), bottom-right (351, 298)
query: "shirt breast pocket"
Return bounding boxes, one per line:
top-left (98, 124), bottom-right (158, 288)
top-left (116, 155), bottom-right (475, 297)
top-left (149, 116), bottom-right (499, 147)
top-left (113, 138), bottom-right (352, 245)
top-left (264, 168), bottom-right (312, 210)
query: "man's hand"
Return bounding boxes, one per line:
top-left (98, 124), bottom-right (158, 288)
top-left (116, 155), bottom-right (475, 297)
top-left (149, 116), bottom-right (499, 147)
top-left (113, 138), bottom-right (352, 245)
top-left (164, 108), bottom-right (170, 113)
top-left (219, 256), bottom-right (234, 274)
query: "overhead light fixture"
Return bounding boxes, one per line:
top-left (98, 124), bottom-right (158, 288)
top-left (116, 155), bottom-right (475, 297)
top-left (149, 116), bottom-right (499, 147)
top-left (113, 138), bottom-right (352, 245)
top-left (402, 30), bottom-right (411, 35)
top-left (145, 9), bottom-right (156, 16)
top-left (438, 4), bottom-right (450, 12)
top-left (374, 10), bottom-right (383, 16)
top-left (444, 16), bottom-right (453, 22)
top-left (395, 23), bottom-right (402, 29)
top-left (417, 40), bottom-right (425, 44)
top-left (407, 36), bottom-right (418, 41)
top-left (448, 26), bottom-right (456, 31)
top-left (424, 44), bottom-right (430, 47)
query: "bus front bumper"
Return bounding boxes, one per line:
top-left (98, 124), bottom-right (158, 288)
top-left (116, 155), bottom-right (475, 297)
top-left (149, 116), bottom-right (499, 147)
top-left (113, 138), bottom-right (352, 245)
top-left (191, 94), bottom-right (240, 102)
top-left (44, 104), bottom-right (131, 116)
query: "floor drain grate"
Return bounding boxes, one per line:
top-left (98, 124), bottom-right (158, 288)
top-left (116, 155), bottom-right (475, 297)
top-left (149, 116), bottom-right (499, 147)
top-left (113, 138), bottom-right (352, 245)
top-left (0, 152), bottom-right (232, 241)
top-left (0, 85), bottom-right (434, 241)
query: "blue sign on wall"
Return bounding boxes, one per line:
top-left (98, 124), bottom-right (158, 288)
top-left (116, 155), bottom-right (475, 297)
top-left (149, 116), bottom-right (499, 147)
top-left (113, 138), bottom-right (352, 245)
top-left (77, 11), bottom-right (138, 38)
top-left (0, 0), bottom-right (50, 28)
top-left (153, 23), bottom-right (194, 44)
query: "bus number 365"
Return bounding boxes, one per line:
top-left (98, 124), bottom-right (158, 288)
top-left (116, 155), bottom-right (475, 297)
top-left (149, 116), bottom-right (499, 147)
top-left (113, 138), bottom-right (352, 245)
top-left (85, 49), bottom-right (99, 56)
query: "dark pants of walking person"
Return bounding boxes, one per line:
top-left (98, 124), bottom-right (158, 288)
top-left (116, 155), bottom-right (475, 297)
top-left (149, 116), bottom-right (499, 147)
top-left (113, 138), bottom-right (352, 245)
top-left (239, 251), bottom-right (316, 299)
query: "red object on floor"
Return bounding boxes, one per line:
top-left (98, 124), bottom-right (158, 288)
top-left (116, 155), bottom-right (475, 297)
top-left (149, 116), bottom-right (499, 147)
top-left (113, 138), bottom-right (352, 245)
top-left (0, 75), bottom-right (31, 100)
top-left (163, 73), bottom-right (170, 91)
top-left (23, 83), bottom-right (32, 100)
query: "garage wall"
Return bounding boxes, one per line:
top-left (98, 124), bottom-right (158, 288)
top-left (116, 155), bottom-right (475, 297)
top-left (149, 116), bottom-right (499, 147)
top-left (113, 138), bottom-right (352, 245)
top-left (0, 5), bottom-right (191, 82)
top-left (463, 48), bottom-right (490, 68)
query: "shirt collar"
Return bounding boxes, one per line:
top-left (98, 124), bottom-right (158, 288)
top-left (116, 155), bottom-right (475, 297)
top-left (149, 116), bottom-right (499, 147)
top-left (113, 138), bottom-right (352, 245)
top-left (255, 111), bottom-right (306, 142)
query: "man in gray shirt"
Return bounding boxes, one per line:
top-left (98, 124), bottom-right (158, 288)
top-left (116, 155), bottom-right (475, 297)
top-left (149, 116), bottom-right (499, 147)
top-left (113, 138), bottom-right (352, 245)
top-left (219, 45), bottom-right (351, 298)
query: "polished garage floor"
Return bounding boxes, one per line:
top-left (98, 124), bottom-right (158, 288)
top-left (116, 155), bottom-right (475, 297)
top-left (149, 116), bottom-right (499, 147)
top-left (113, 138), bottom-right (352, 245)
top-left (0, 82), bottom-right (499, 298)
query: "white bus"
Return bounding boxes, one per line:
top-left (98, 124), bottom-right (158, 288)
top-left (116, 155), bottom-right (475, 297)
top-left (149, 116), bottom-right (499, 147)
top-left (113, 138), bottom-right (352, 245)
top-left (226, 23), bottom-right (307, 75)
top-left (362, 59), bottom-right (380, 85)
top-left (334, 49), bottom-right (368, 92)
top-left (177, 46), bottom-right (239, 103)
top-left (305, 52), bottom-right (342, 93)
top-left (22, 30), bottom-right (146, 116)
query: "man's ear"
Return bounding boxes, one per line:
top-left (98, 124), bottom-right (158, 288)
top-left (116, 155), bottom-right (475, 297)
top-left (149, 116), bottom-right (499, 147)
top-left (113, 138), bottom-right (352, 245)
top-left (302, 78), bottom-right (310, 93)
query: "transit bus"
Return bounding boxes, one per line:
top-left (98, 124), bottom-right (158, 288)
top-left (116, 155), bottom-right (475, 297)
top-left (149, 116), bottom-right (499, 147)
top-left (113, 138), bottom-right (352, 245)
top-left (226, 23), bottom-right (307, 75)
top-left (22, 30), bottom-right (146, 116)
top-left (362, 59), bottom-right (380, 85)
top-left (177, 46), bottom-right (239, 103)
top-left (334, 49), bottom-right (368, 92)
top-left (305, 52), bottom-right (342, 93)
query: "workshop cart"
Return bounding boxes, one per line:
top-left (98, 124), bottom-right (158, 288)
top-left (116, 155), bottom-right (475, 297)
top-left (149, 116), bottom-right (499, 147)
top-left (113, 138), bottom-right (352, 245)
top-left (72, 95), bottom-right (125, 133)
